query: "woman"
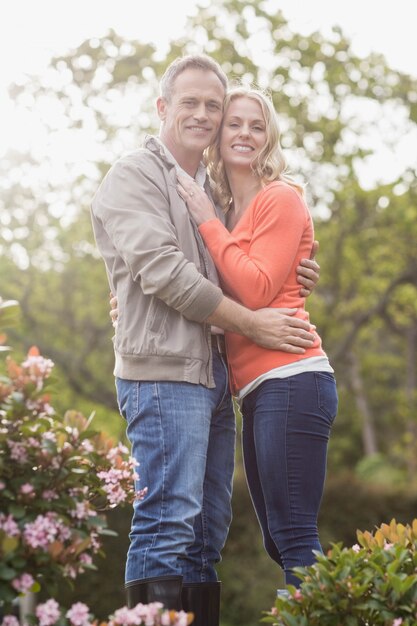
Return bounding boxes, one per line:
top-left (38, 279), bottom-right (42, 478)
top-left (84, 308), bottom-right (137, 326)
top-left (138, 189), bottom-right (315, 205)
top-left (177, 86), bottom-right (338, 589)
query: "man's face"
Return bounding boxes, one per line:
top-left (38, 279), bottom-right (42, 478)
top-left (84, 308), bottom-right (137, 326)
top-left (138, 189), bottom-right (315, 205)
top-left (157, 68), bottom-right (225, 164)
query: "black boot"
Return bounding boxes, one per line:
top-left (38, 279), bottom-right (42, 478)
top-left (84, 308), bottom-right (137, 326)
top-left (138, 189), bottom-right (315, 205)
top-left (181, 581), bottom-right (221, 626)
top-left (126, 575), bottom-right (183, 610)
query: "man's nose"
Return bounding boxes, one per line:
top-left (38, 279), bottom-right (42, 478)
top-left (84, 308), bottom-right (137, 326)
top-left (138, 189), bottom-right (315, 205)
top-left (193, 103), bottom-right (208, 120)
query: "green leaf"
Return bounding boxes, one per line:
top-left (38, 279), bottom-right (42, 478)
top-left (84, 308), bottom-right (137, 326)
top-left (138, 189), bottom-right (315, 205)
top-left (96, 528), bottom-right (118, 537)
top-left (0, 564), bottom-right (17, 581)
top-left (1, 535), bottom-right (19, 554)
top-left (78, 429), bottom-right (100, 440)
top-left (8, 504), bottom-right (26, 518)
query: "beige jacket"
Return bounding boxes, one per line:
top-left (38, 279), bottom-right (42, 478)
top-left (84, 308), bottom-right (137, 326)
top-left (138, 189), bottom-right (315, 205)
top-left (91, 136), bottom-right (224, 387)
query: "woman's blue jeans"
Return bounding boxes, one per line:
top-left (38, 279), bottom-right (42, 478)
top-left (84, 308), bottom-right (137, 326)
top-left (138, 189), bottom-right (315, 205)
top-left (116, 352), bottom-right (235, 584)
top-left (241, 371), bottom-right (338, 587)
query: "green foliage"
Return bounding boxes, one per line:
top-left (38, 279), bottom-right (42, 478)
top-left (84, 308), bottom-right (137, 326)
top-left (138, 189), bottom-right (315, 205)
top-left (0, 304), bottom-right (139, 611)
top-left (0, 298), bottom-right (20, 352)
top-left (262, 519), bottom-right (417, 626)
top-left (1, 3), bottom-right (417, 623)
top-left (0, 304), bottom-right (192, 624)
top-left (55, 468), bottom-right (417, 625)
top-left (1, 0), bottom-right (416, 474)
top-left (0, 227), bottom-right (125, 441)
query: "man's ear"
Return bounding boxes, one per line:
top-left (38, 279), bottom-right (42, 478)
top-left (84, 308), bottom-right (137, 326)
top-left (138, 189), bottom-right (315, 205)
top-left (157, 97), bottom-right (167, 121)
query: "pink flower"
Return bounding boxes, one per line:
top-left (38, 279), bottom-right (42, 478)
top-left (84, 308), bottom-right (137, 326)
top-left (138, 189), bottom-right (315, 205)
top-left (78, 553), bottom-right (93, 573)
top-left (80, 554), bottom-right (93, 565)
top-left (109, 607), bottom-right (134, 626)
top-left (81, 440), bottom-right (94, 453)
top-left (24, 514), bottom-right (57, 549)
top-left (293, 589), bottom-right (302, 600)
top-left (69, 501), bottom-right (95, 520)
top-left (1, 616), bottom-right (20, 626)
top-left (384, 542), bottom-right (394, 550)
top-left (23, 512), bottom-right (71, 550)
top-left (12, 572), bottom-right (35, 593)
top-left (20, 483), bottom-right (35, 495)
top-left (22, 354), bottom-right (54, 389)
top-left (106, 443), bottom-right (130, 462)
top-left (160, 613), bottom-right (171, 626)
top-left (66, 602), bottom-right (91, 626)
top-left (36, 599), bottom-right (61, 626)
top-left (112, 603), bottom-right (164, 626)
top-left (136, 487), bottom-right (148, 501)
top-left (63, 565), bottom-right (78, 579)
top-left (98, 465), bottom-right (144, 506)
top-left (42, 489), bottom-right (58, 501)
top-left (393, 619), bottom-right (403, 626)
top-left (7, 440), bottom-right (28, 464)
top-left (0, 480), bottom-right (5, 490)
top-left (0, 513), bottom-right (20, 537)
top-left (97, 468), bottom-right (124, 484)
top-left (27, 437), bottom-right (41, 448)
top-left (351, 543), bottom-right (361, 552)
top-left (66, 426), bottom-right (80, 439)
top-left (105, 483), bottom-right (128, 506)
top-left (173, 612), bottom-right (189, 626)
top-left (43, 432), bottom-right (57, 443)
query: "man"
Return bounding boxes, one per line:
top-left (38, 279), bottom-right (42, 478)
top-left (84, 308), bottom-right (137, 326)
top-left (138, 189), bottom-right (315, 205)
top-left (91, 55), bottom-right (319, 625)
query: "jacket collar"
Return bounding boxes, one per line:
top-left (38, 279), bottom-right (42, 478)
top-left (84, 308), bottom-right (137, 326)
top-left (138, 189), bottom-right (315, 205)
top-left (144, 135), bottom-right (208, 188)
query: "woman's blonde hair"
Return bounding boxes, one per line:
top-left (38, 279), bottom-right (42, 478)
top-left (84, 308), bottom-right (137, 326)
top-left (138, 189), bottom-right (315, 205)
top-left (206, 86), bottom-right (304, 212)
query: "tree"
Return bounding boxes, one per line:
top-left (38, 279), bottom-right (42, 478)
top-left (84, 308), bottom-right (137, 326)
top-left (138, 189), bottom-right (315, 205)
top-left (1, 4), bottom-right (417, 622)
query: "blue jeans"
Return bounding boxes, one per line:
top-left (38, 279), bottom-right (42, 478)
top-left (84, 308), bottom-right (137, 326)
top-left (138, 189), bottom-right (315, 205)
top-left (116, 352), bottom-right (235, 584)
top-left (241, 372), bottom-right (338, 587)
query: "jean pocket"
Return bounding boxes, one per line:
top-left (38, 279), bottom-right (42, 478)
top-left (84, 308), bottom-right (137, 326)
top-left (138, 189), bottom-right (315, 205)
top-left (315, 372), bottom-right (338, 423)
top-left (116, 378), bottom-right (140, 422)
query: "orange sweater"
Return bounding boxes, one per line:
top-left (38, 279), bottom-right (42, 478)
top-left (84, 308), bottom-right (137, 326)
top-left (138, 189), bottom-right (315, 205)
top-left (199, 181), bottom-right (326, 395)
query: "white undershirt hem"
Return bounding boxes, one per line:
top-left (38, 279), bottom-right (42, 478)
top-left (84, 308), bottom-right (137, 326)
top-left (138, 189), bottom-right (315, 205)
top-left (236, 356), bottom-right (334, 402)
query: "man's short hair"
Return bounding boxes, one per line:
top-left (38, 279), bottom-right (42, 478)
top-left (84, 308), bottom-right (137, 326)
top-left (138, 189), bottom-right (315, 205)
top-left (160, 54), bottom-right (228, 101)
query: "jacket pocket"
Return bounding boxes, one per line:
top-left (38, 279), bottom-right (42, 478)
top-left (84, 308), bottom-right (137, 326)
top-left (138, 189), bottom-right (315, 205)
top-left (145, 297), bottom-right (169, 337)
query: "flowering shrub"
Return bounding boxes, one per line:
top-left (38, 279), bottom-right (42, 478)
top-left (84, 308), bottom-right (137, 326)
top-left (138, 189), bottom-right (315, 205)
top-left (262, 519), bottom-right (417, 626)
top-left (1, 598), bottom-right (192, 626)
top-left (0, 298), bottom-right (147, 612)
top-left (0, 297), bottom-right (193, 624)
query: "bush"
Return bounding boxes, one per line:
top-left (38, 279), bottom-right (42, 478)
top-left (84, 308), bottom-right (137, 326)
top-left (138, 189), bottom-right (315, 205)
top-left (262, 519), bottom-right (417, 626)
top-left (0, 298), bottom-right (192, 626)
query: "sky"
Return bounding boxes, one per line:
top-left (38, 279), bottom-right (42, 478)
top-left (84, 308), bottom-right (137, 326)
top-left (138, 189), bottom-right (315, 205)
top-left (0, 0), bottom-right (416, 174)
top-left (1, 0), bottom-right (416, 85)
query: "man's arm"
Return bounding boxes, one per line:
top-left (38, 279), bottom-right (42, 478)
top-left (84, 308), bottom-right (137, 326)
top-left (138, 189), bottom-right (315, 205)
top-left (101, 160), bottom-right (314, 352)
top-left (205, 297), bottom-right (315, 354)
top-left (109, 293), bottom-right (315, 353)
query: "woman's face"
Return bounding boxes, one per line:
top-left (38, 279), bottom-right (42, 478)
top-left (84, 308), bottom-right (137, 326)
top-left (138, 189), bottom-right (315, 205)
top-left (219, 96), bottom-right (267, 170)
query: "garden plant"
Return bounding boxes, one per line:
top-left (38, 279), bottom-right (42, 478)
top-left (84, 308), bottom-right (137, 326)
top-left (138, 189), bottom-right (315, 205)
top-left (263, 518), bottom-right (417, 626)
top-left (0, 297), bottom-right (192, 626)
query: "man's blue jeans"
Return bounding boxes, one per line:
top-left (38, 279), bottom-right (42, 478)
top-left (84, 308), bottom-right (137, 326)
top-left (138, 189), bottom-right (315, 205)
top-left (116, 352), bottom-right (235, 584)
top-left (241, 371), bottom-right (338, 587)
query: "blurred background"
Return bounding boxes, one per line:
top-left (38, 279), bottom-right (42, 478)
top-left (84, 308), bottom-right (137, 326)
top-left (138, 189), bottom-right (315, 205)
top-left (1, 1), bottom-right (417, 624)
